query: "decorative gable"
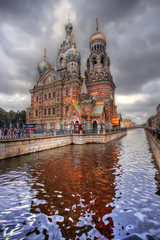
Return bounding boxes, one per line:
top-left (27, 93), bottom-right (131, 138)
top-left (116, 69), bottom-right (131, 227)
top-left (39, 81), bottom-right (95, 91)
top-left (65, 101), bottom-right (87, 118)
top-left (37, 70), bottom-right (62, 86)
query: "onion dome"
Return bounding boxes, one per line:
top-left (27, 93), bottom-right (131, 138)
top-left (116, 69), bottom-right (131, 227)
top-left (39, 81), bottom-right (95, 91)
top-left (65, 22), bottom-right (73, 33)
top-left (89, 18), bottom-right (106, 44)
top-left (89, 32), bottom-right (106, 44)
top-left (65, 47), bottom-right (81, 61)
top-left (37, 60), bottom-right (51, 74)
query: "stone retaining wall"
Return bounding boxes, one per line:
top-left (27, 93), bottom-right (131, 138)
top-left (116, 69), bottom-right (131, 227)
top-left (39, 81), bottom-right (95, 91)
top-left (0, 131), bottom-right (127, 160)
top-left (145, 129), bottom-right (160, 168)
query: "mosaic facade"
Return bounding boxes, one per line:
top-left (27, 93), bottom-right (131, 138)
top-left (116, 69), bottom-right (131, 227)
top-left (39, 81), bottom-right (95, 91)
top-left (26, 19), bottom-right (119, 131)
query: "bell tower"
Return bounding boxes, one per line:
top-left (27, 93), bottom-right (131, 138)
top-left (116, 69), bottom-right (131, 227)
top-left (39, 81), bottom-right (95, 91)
top-left (86, 18), bottom-right (117, 125)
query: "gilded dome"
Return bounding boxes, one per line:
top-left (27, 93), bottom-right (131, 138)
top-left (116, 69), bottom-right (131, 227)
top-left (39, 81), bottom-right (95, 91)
top-left (37, 60), bottom-right (51, 73)
top-left (89, 32), bottom-right (106, 44)
top-left (65, 47), bottom-right (81, 61)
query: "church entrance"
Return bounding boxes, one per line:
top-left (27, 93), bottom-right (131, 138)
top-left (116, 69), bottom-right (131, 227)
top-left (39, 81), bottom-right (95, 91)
top-left (93, 121), bottom-right (97, 133)
top-left (74, 121), bottom-right (80, 134)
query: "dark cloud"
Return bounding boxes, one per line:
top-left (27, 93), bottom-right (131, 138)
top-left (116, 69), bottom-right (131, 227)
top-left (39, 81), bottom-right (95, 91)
top-left (0, 0), bottom-right (160, 124)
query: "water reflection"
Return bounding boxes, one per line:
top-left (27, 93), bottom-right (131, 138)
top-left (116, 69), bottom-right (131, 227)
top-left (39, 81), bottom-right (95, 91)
top-left (29, 144), bottom-right (121, 239)
top-left (0, 129), bottom-right (160, 239)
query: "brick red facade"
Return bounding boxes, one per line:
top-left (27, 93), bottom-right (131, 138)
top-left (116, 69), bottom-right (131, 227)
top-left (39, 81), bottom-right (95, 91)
top-left (27, 20), bottom-right (118, 131)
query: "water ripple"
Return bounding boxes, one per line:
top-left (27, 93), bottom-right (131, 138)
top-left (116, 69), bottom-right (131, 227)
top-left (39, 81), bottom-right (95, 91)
top-left (0, 129), bottom-right (160, 239)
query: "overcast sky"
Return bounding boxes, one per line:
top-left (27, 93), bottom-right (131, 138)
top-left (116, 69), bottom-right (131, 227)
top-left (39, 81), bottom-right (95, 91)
top-left (0, 0), bottom-right (160, 124)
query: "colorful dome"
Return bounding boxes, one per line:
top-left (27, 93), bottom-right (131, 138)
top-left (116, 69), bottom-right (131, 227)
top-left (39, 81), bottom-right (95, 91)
top-left (65, 47), bottom-right (81, 61)
top-left (65, 22), bottom-right (73, 32)
top-left (89, 32), bottom-right (106, 44)
top-left (37, 60), bottom-right (51, 73)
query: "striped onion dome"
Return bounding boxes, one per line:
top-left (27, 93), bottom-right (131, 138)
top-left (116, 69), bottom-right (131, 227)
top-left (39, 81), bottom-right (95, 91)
top-left (65, 47), bottom-right (80, 61)
top-left (37, 60), bottom-right (51, 73)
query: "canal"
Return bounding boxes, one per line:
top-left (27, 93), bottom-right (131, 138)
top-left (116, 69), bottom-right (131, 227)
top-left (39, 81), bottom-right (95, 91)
top-left (0, 129), bottom-right (160, 240)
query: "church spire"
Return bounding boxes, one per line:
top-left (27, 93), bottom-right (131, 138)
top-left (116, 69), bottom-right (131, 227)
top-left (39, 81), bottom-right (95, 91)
top-left (43, 48), bottom-right (47, 60)
top-left (96, 17), bottom-right (99, 32)
top-left (81, 75), bottom-right (88, 94)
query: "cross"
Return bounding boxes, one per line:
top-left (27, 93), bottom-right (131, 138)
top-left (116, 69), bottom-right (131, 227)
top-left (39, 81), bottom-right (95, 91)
top-left (43, 48), bottom-right (47, 60)
top-left (68, 12), bottom-right (70, 22)
top-left (96, 17), bottom-right (99, 32)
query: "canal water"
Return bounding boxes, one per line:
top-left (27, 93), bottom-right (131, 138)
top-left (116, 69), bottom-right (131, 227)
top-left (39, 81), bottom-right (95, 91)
top-left (0, 129), bottom-right (160, 240)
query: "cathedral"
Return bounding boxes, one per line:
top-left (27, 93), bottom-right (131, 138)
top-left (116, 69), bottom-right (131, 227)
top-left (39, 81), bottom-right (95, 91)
top-left (26, 19), bottom-right (119, 132)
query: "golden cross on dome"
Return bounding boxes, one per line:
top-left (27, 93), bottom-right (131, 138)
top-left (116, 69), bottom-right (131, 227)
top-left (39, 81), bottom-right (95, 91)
top-left (96, 17), bottom-right (99, 32)
top-left (43, 48), bottom-right (47, 60)
top-left (68, 12), bottom-right (70, 22)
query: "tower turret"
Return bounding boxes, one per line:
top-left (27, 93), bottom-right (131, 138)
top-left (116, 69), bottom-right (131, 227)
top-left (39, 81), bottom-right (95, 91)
top-left (86, 18), bottom-right (117, 126)
top-left (64, 35), bottom-right (81, 78)
top-left (87, 18), bottom-right (111, 80)
top-left (56, 17), bottom-right (75, 72)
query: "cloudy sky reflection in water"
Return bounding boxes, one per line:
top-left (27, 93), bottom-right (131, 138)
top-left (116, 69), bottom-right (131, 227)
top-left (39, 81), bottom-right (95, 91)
top-left (0, 0), bottom-right (160, 124)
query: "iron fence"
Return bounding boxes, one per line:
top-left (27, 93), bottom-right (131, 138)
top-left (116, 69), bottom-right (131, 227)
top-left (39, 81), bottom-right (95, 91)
top-left (0, 127), bottom-right (127, 140)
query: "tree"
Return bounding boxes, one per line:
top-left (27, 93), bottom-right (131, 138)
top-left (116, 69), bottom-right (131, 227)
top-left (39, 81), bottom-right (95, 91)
top-left (16, 110), bottom-right (26, 128)
top-left (0, 108), bottom-right (10, 127)
top-left (8, 110), bottom-right (16, 127)
top-left (0, 108), bottom-right (26, 128)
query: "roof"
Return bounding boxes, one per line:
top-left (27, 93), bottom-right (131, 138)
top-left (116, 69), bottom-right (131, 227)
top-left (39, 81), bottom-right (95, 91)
top-left (89, 32), bottom-right (106, 44)
top-left (81, 76), bottom-right (88, 94)
top-left (112, 118), bottom-right (120, 126)
top-left (73, 102), bottom-right (87, 116)
top-left (91, 104), bottom-right (104, 117)
top-left (65, 100), bottom-right (87, 117)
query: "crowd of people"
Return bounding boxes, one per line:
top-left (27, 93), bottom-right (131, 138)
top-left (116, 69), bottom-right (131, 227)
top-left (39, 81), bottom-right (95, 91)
top-left (0, 128), bottom-right (30, 139)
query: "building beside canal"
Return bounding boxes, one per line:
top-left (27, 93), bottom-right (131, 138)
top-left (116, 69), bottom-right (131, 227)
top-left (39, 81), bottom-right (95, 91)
top-left (146, 103), bottom-right (160, 128)
top-left (26, 19), bottom-right (119, 132)
top-left (121, 119), bottom-right (135, 128)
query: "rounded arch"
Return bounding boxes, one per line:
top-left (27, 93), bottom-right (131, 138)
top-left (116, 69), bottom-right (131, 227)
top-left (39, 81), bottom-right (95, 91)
top-left (71, 62), bottom-right (74, 69)
top-left (91, 119), bottom-right (99, 124)
top-left (93, 120), bottom-right (98, 133)
top-left (70, 116), bottom-right (80, 124)
top-left (93, 57), bottom-right (97, 69)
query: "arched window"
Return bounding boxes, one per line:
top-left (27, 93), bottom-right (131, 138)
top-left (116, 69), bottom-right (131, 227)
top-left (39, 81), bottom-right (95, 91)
top-left (93, 121), bottom-right (98, 133)
top-left (93, 57), bottom-right (97, 69)
top-left (60, 57), bottom-right (64, 68)
top-left (101, 57), bottom-right (104, 68)
top-left (71, 63), bottom-right (74, 69)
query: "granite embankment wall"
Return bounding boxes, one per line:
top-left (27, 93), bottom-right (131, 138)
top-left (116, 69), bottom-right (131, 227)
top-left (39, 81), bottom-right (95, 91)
top-left (0, 131), bottom-right (127, 160)
top-left (145, 129), bottom-right (160, 168)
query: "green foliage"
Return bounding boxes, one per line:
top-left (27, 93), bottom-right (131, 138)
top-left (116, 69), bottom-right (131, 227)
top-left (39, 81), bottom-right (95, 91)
top-left (0, 108), bottom-right (26, 128)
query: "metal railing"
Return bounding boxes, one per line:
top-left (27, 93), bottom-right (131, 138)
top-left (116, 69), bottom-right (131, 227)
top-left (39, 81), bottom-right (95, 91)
top-left (0, 128), bottom-right (127, 140)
